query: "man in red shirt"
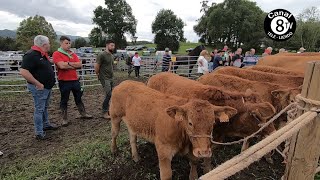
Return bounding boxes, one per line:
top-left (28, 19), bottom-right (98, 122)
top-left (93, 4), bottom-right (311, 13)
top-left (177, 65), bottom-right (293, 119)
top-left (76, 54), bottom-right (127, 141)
top-left (53, 36), bottom-right (92, 126)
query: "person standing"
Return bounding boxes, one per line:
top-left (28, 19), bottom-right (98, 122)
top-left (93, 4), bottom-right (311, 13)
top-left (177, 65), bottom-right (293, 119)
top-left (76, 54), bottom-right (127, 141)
top-left (95, 40), bottom-right (115, 119)
top-left (231, 48), bottom-right (244, 68)
top-left (20, 35), bottom-right (58, 140)
top-left (262, 47), bottom-right (273, 57)
top-left (197, 50), bottom-right (210, 75)
top-left (126, 53), bottom-right (133, 77)
top-left (53, 36), bottom-right (92, 126)
top-left (161, 49), bottom-right (172, 72)
top-left (209, 49), bottom-right (218, 72)
top-left (132, 52), bottom-right (142, 78)
top-left (212, 50), bottom-right (224, 71)
top-left (297, 47), bottom-right (306, 53)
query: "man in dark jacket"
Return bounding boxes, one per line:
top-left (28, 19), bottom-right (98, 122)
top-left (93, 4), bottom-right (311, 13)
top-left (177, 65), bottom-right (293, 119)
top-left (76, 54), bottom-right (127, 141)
top-left (212, 50), bottom-right (224, 71)
top-left (20, 35), bottom-right (58, 140)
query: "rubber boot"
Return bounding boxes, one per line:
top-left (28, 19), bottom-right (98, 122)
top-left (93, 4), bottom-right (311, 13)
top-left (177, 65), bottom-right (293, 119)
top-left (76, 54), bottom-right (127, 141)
top-left (61, 109), bottom-right (69, 127)
top-left (77, 103), bottom-right (93, 119)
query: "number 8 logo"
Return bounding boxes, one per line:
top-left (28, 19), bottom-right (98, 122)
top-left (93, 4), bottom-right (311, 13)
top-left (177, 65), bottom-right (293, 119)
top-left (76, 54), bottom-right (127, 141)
top-left (271, 16), bottom-right (290, 35)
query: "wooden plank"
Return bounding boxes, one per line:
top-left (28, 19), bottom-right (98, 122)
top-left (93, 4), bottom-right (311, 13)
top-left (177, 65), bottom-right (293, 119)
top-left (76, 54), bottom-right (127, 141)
top-left (284, 62), bottom-right (320, 180)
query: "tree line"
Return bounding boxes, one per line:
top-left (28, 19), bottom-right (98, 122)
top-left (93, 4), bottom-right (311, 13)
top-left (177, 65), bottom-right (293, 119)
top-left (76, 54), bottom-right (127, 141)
top-left (1, 0), bottom-right (320, 53)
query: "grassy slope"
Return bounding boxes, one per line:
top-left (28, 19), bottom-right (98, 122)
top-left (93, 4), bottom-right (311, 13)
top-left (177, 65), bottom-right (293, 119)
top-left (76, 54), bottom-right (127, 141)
top-left (144, 42), bottom-right (212, 55)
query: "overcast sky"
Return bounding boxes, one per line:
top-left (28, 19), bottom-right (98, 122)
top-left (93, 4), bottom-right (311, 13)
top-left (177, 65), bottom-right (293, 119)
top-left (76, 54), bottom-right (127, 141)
top-left (0, 0), bottom-right (320, 42)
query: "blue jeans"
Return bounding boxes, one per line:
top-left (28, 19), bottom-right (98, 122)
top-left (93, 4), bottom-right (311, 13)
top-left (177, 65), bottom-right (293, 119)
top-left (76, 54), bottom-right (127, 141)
top-left (208, 62), bottom-right (214, 72)
top-left (27, 84), bottom-right (52, 136)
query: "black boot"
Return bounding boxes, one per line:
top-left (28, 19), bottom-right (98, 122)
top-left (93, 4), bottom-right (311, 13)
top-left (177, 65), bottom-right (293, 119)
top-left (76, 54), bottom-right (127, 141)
top-left (77, 103), bottom-right (93, 119)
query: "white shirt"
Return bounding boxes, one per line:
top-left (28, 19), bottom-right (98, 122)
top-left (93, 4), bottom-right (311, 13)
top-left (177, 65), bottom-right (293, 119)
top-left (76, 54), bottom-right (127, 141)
top-left (197, 56), bottom-right (209, 74)
top-left (132, 56), bottom-right (141, 66)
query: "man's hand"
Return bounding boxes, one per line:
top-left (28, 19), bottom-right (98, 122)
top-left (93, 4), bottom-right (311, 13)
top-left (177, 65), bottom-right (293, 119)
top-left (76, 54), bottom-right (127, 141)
top-left (35, 82), bottom-right (44, 90)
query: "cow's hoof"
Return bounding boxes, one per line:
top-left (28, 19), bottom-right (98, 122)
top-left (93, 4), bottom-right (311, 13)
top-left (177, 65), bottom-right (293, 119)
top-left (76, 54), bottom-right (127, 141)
top-left (265, 157), bottom-right (274, 164)
top-left (132, 155), bottom-right (140, 162)
top-left (111, 147), bottom-right (118, 155)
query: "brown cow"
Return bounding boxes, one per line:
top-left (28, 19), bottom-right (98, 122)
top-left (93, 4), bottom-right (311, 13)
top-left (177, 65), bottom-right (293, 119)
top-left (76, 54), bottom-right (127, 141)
top-left (198, 73), bottom-right (301, 129)
top-left (257, 54), bottom-right (320, 74)
top-left (147, 73), bottom-right (276, 148)
top-left (250, 66), bottom-right (303, 76)
top-left (110, 80), bottom-right (237, 180)
top-left (213, 67), bottom-right (303, 88)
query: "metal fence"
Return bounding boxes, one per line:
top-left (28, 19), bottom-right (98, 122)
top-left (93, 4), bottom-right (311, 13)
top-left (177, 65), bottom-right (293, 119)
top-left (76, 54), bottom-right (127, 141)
top-left (140, 56), bottom-right (200, 79)
top-left (0, 57), bottom-right (100, 93)
top-left (0, 56), bottom-right (201, 93)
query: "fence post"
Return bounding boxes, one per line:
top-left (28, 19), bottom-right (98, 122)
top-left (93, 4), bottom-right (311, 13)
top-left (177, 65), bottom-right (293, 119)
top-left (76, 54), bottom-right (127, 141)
top-left (284, 61), bottom-right (320, 180)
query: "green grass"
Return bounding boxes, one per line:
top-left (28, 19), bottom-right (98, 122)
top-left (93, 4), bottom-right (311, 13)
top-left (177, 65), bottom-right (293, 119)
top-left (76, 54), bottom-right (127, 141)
top-left (316, 173), bottom-right (320, 180)
top-left (144, 42), bottom-right (212, 55)
top-left (0, 133), bottom-right (129, 180)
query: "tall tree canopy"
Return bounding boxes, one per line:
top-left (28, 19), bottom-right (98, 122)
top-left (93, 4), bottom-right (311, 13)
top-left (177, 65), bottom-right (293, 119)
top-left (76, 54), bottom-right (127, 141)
top-left (16, 15), bottom-right (57, 51)
top-left (92, 0), bottom-right (137, 48)
top-left (89, 27), bottom-right (107, 47)
top-left (0, 37), bottom-right (19, 51)
top-left (73, 37), bottom-right (88, 49)
top-left (194, 0), bottom-right (265, 50)
top-left (152, 9), bottom-right (185, 52)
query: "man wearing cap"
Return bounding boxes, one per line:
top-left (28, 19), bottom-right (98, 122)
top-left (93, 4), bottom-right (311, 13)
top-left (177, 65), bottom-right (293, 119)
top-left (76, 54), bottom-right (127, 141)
top-left (53, 36), bottom-right (92, 126)
top-left (297, 47), bottom-right (306, 53)
top-left (20, 35), bottom-right (58, 140)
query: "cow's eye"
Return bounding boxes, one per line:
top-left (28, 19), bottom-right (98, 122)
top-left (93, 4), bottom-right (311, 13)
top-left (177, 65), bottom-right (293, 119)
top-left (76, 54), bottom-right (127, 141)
top-left (188, 122), bottom-right (193, 126)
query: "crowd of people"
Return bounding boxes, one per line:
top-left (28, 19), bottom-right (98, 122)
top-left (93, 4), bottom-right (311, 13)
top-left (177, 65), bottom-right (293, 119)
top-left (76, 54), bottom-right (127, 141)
top-left (196, 45), bottom-right (308, 75)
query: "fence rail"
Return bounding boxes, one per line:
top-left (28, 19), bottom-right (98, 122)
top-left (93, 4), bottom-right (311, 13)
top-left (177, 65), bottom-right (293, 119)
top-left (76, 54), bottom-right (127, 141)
top-left (0, 56), bottom-right (203, 93)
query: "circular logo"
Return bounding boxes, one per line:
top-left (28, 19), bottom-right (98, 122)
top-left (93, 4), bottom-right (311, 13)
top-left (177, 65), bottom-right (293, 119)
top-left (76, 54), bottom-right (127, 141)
top-left (264, 9), bottom-right (296, 41)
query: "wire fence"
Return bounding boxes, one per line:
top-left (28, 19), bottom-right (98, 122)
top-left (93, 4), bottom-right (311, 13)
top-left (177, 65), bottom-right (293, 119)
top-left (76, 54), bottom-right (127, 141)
top-left (0, 56), bottom-right (202, 93)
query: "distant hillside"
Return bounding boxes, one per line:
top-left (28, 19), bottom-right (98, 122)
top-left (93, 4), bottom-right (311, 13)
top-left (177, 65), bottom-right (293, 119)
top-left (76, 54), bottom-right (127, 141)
top-left (0, 29), bottom-right (89, 42)
top-left (0, 29), bottom-right (16, 38)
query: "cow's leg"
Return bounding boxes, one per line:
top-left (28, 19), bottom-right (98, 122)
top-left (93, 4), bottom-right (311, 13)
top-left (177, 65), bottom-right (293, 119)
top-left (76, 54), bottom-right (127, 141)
top-left (111, 117), bottom-right (121, 154)
top-left (187, 153), bottom-right (199, 180)
top-left (128, 129), bottom-right (140, 162)
top-left (156, 143), bottom-right (174, 180)
top-left (188, 65), bottom-right (194, 77)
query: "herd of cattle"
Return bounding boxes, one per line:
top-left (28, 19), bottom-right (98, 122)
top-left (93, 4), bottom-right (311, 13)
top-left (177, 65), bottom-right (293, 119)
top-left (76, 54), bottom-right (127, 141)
top-left (108, 52), bottom-right (312, 180)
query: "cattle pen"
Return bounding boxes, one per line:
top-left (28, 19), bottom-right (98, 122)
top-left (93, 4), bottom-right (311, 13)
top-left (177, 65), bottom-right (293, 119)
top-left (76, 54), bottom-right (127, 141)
top-left (200, 61), bottom-right (320, 180)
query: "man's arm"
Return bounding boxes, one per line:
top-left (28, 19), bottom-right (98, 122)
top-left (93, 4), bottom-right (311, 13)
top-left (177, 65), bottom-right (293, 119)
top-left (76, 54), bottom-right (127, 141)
top-left (94, 63), bottom-right (100, 77)
top-left (20, 68), bottom-right (44, 90)
top-left (55, 62), bottom-right (75, 70)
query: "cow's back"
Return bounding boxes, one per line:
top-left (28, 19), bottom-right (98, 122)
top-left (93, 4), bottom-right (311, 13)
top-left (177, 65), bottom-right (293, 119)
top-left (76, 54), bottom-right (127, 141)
top-left (251, 66), bottom-right (303, 76)
top-left (257, 55), bottom-right (320, 74)
top-left (213, 67), bottom-right (303, 88)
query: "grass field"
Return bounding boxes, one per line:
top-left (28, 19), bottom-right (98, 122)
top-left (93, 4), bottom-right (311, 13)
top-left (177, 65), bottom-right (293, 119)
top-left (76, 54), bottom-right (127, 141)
top-left (144, 42), bottom-right (212, 55)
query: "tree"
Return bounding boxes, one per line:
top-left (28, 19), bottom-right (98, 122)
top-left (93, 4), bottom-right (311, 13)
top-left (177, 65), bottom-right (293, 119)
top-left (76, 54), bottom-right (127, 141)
top-left (0, 37), bottom-right (19, 51)
top-left (152, 9), bottom-right (185, 52)
top-left (73, 37), bottom-right (88, 48)
top-left (92, 0), bottom-right (137, 48)
top-left (16, 15), bottom-right (57, 51)
top-left (194, 0), bottom-right (265, 50)
top-left (89, 27), bottom-right (107, 47)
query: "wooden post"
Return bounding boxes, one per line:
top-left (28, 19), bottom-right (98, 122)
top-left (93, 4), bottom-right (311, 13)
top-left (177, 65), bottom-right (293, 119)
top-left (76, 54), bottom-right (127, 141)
top-left (284, 62), bottom-right (320, 180)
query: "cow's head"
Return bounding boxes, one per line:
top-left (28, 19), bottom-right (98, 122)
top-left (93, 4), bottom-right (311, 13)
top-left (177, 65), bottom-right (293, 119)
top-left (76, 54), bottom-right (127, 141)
top-left (271, 88), bottom-right (301, 111)
top-left (166, 100), bottom-right (237, 158)
top-left (246, 102), bottom-right (277, 136)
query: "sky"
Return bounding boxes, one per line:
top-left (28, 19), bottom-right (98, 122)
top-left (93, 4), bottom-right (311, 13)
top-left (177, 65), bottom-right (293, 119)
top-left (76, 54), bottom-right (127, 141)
top-left (0, 0), bottom-right (320, 42)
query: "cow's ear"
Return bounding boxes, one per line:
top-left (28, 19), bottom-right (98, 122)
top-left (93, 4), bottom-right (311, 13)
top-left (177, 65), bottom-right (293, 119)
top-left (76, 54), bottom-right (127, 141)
top-left (213, 106), bottom-right (237, 123)
top-left (166, 106), bottom-right (185, 121)
top-left (271, 90), bottom-right (288, 99)
top-left (256, 102), bottom-right (276, 119)
top-left (204, 88), bottom-right (225, 100)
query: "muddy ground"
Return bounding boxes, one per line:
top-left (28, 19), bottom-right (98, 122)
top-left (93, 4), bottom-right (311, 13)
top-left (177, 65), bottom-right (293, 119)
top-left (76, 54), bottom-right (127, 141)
top-left (0, 74), bottom-right (285, 180)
